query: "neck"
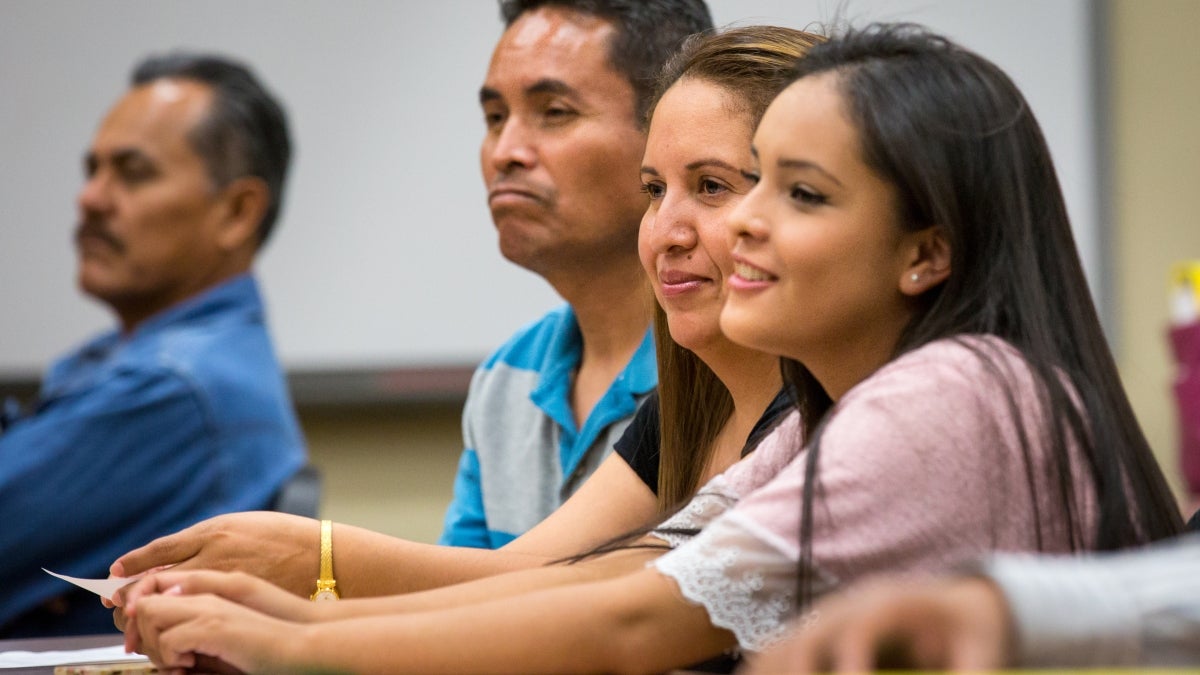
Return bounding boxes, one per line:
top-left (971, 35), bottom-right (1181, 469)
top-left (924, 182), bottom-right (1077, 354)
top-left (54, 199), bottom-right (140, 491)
top-left (114, 258), bottom-right (252, 334)
top-left (701, 339), bottom-right (783, 426)
top-left (691, 338), bottom-right (783, 482)
top-left (551, 256), bottom-right (651, 366)
top-left (550, 255), bottom-right (652, 427)
top-left (807, 313), bottom-right (910, 402)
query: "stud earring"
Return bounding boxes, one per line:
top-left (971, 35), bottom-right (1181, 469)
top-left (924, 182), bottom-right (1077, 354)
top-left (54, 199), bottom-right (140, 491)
top-left (910, 273), bottom-right (919, 282)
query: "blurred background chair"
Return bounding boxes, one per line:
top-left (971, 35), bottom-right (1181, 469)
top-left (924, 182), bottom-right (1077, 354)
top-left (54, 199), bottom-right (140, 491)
top-left (270, 463), bottom-right (322, 518)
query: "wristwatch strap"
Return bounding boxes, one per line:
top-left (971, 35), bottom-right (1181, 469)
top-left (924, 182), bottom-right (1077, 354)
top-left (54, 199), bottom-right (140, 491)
top-left (311, 519), bottom-right (339, 601)
top-left (320, 518), bottom-right (334, 581)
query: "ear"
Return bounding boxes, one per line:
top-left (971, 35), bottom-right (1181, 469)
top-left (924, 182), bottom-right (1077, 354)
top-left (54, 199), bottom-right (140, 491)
top-left (899, 224), bottom-right (951, 296)
top-left (213, 176), bottom-right (269, 252)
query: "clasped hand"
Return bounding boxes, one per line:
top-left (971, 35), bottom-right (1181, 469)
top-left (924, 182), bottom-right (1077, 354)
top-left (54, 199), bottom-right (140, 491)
top-left (117, 569), bottom-right (314, 674)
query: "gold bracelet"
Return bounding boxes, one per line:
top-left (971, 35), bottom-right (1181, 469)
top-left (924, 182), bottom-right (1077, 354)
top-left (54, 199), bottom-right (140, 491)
top-left (310, 519), bottom-right (339, 601)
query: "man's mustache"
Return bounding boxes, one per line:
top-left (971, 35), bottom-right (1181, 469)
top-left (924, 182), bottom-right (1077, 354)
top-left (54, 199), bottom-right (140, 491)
top-left (75, 221), bottom-right (125, 253)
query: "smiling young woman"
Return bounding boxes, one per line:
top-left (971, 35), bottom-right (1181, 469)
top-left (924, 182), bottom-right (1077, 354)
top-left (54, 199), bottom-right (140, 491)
top-left (715, 22), bottom-right (1182, 614)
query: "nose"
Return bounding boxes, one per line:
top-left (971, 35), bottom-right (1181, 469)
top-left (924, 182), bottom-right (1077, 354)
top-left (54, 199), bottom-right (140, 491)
top-left (726, 183), bottom-right (768, 245)
top-left (77, 170), bottom-right (113, 219)
top-left (644, 191), bottom-right (699, 254)
top-left (485, 116), bottom-right (537, 174)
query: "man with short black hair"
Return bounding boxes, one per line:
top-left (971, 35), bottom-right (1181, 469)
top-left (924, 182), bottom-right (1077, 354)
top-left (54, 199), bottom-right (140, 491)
top-left (441, 0), bottom-right (714, 548)
top-left (0, 52), bottom-right (305, 636)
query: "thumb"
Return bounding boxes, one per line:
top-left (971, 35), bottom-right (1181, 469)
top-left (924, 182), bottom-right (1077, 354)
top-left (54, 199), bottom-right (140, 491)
top-left (112, 531), bottom-right (199, 577)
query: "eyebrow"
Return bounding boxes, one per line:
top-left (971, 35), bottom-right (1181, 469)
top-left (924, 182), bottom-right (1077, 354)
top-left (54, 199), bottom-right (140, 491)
top-left (640, 158), bottom-right (744, 177)
top-left (777, 157), bottom-right (843, 187)
top-left (83, 147), bottom-right (153, 169)
top-left (479, 78), bottom-right (578, 105)
top-left (686, 158), bottom-right (741, 173)
top-left (479, 86), bottom-right (501, 105)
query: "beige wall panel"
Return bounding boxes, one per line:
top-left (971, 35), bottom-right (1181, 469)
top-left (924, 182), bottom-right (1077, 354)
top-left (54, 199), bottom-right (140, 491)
top-left (1111, 0), bottom-right (1200, 503)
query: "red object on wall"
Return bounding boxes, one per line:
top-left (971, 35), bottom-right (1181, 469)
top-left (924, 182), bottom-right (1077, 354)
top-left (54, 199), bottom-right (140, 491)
top-left (1170, 321), bottom-right (1200, 495)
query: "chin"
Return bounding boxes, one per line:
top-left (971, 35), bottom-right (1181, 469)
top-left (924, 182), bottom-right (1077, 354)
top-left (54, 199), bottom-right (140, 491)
top-left (497, 241), bottom-right (546, 274)
top-left (76, 269), bottom-right (103, 297)
top-left (667, 319), bottom-right (722, 353)
top-left (76, 270), bottom-right (123, 306)
top-left (497, 225), bottom-right (542, 259)
top-left (718, 308), bottom-right (770, 354)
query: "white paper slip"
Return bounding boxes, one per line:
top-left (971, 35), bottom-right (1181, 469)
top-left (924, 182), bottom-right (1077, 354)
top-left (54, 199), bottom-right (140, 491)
top-left (0, 644), bottom-right (147, 668)
top-left (42, 570), bottom-right (144, 601)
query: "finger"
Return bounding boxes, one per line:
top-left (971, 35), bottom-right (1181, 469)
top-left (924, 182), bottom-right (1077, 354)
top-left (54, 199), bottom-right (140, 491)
top-left (780, 615), bottom-right (836, 674)
top-left (104, 573), bottom-right (151, 609)
top-left (112, 526), bottom-right (205, 578)
top-left (193, 653), bottom-right (245, 675)
top-left (129, 581), bottom-right (184, 653)
top-left (114, 572), bottom-right (165, 609)
top-left (122, 571), bottom-right (191, 612)
top-left (830, 596), bottom-right (931, 673)
top-left (830, 620), bottom-right (885, 673)
top-left (130, 599), bottom-right (155, 662)
top-left (132, 569), bottom-right (272, 618)
top-left (941, 580), bottom-right (1011, 671)
top-left (123, 612), bottom-right (138, 656)
top-left (131, 586), bottom-right (187, 665)
top-left (747, 634), bottom-right (817, 675)
top-left (103, 573), bottom-right (143, 609)
top-left (791, 598), bottom-right (862, 673)
top-left (946, 635), bottom-right (989, 672)
top-left (787, 629), bottom-right (829, 673)
top-left (149, 595), bottom-right (250, 673)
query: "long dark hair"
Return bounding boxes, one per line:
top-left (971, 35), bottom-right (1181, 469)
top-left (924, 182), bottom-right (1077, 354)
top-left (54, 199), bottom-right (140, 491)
top-left (782, 24), bottom-right (1183, 607)
top-left (647, 26), bottom-right (825, 511)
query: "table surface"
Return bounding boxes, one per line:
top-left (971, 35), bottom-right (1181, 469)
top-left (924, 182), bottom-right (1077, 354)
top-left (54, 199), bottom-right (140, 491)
top-left (6, 635), bottom-right (1199, 674)
top-left (0, 634), bottom-right (129, 675)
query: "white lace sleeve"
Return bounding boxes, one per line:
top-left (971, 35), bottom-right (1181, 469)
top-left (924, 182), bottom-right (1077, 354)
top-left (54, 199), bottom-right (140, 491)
top-left (653, 477), bottom-right (736, 548)
top-left (653, 411), bottom-right (806, 549)
top-left (653, 509), bottom-right (837, 652)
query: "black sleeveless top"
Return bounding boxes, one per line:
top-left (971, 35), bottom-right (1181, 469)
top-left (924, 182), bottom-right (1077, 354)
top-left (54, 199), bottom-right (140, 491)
top-left (613, 387), bottom-right (794, 493)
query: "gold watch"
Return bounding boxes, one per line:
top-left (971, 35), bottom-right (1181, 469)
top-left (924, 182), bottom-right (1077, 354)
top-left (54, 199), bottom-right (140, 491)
top-left (310, 519), bottom-right (340, 601)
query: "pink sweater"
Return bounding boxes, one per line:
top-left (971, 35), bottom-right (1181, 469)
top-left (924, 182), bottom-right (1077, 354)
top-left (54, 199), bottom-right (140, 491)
top-left (653, 335), bottom-right (1099, 651)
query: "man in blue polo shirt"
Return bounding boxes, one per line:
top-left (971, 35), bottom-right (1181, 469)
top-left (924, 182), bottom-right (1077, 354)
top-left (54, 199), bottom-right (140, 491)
top-left (439, 0), bottom-right (714, 548)
top-left (0, 53), bottom-right (305, 636)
